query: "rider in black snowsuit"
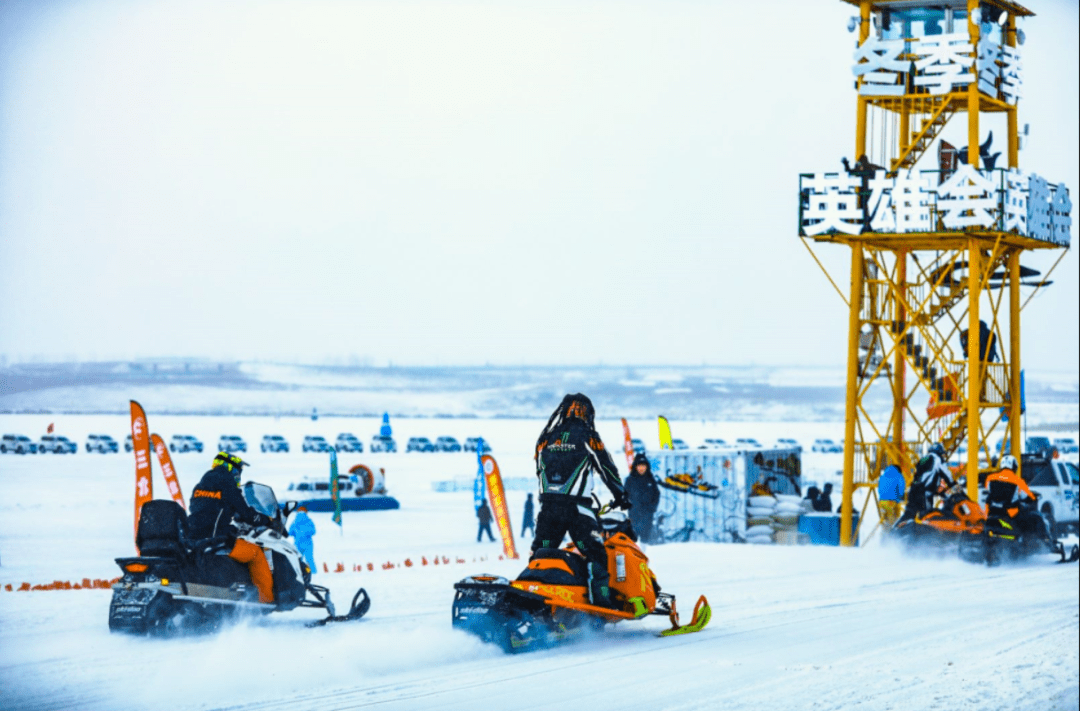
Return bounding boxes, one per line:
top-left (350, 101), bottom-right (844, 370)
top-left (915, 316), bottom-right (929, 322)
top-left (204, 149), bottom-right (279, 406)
top-left (187, 459), bottom-right (260, 540)
top-left (625, 452), bottom-right (660, 543)
top-left (186, 452), bottom-right (276, 604)
top-left (532, 393), bottom-right (627, 608)
top-left (899, 443), bottom-right (954, 523)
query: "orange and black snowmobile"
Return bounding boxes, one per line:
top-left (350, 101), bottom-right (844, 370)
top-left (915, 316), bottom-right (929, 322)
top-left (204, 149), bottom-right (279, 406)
top-left (452, 505), bottom-right (711, 653)
top-left (659, 471), bottom-right (720, 498)
top-left (893, 484), bottom-right (985, 552)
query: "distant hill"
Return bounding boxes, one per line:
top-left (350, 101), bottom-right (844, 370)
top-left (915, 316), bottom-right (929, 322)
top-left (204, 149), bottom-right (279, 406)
top-left (0, 361), bottom-right (1075, 425)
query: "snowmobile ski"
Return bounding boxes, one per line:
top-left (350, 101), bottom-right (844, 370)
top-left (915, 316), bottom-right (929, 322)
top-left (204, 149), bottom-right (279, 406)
top-left (660, 595), bottom-right (711, 637)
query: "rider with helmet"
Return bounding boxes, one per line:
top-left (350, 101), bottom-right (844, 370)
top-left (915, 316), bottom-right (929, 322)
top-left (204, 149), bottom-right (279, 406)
top-left (899, 442), bottom-right (954, 523)
top-left (532, 393), bottom-right (628, 608)
top-left (984, 454), bottom-right (1052, 542)
top-left (187, 452), bottom-right (275, 604)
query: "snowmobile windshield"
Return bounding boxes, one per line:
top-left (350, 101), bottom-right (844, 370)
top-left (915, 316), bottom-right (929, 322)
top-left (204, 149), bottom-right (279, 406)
top-left (243, 482), bottom-right (279, 518)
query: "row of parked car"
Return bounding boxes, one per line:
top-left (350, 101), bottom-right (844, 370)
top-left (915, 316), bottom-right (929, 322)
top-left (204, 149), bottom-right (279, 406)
top-left (2, 432), bottom-right (495, 455)
top-left (651, 437), bottom-right (804, 452)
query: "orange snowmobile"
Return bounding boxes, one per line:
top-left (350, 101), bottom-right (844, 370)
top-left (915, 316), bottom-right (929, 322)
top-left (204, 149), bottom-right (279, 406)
top-left (452, 506), bottom-right (711, 653)
top-left (659, 472), bottom-right (720, 498)
top-left (893, 483), bottom-right (986, 552)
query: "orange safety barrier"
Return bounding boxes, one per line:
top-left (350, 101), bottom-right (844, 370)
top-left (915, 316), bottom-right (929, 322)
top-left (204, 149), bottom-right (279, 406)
top-left (2, 552), bottom-right (498, 591)
top-left (2, 577), bottom-right (120, 592)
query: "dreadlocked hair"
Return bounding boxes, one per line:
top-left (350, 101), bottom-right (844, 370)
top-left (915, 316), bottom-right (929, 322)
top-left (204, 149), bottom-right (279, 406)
top-left (534, 393), bottom-right (597, 460)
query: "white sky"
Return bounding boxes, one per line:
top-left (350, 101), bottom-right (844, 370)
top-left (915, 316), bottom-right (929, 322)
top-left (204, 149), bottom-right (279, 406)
top-left (0, 0), bottom-right (1076, 371)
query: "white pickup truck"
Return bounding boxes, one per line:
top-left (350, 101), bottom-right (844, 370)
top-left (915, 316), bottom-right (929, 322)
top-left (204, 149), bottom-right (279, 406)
top-left (1021, 456), bottom-right (1079, 536)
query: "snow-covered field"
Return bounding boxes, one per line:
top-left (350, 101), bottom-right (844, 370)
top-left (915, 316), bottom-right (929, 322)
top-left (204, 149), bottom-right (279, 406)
top-left (1, 413), bottom-right (1077, 711)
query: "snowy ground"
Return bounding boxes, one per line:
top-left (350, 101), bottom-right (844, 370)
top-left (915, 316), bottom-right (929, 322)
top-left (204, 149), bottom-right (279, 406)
top-left (1, 414), bottom-right (1077, 711)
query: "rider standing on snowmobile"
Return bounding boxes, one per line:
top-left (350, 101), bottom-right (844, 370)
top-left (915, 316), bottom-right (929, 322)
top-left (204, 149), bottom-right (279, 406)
top-left (899, 443), bottom-right (953, 523)
top-left (187, 452), bottom-right (275, 604)
top-left (532, 393), bottom-right (627, 608)
top-left (984, 455), bottom-right (1052, 542)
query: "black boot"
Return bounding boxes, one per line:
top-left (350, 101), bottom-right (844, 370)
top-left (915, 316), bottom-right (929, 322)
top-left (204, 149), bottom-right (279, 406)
top-left (587, 562), bottom-right (616, 609)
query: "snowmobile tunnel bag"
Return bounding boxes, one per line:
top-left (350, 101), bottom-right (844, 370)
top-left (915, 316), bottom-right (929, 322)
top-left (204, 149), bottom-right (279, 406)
top-left (136, 500), bottom-right (187, 557)
top-left (986, 480), bottom-right (1018, 511)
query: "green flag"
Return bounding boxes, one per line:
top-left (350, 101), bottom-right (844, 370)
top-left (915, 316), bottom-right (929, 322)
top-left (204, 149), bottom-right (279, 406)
top-left (330, 449), bottom-right (342, 527)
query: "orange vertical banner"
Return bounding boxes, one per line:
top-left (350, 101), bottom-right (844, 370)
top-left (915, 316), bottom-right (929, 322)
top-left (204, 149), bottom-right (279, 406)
top-left (151, 433), bottom-right (185, 510)
top-left (620, 418), bottom-right (635, 471)
top-left (482, 454), bottom-right (518, 559)
top-left (130, 401), bottom-right (153, 549)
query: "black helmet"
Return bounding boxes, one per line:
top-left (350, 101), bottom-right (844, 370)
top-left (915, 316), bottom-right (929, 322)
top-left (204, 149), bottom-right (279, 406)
top-left (928, 442), bottom-right (946, 459)
top-left (212, 451), bottom-right (250, 484)
top-left (559, 393), bottom-right (595, 426)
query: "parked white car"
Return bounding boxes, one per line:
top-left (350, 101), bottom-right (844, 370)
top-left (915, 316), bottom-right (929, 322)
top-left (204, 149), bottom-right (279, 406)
top-left (1053, 437), bottom-right (1078, 455)
top-left (169, 435), bottom-right (204, 453)
top-left (812, 439), bottom-right (843, 453)
top-left (39, 435), bottom-right (77, 454)
top-left (1022, 456), bottom-right (1079, 536)
top-left (2, 434), bottom-right (38, 454)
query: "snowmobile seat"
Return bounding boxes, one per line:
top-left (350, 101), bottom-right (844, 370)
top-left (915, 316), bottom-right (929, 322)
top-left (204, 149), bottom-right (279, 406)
top-left (136, 500), bottom-right (188, 558)
top-left (518, 548), bottom-right (589, 587)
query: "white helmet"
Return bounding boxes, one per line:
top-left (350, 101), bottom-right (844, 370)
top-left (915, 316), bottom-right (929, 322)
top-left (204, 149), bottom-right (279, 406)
top-left (999, 454), bottom-right (1017, 471)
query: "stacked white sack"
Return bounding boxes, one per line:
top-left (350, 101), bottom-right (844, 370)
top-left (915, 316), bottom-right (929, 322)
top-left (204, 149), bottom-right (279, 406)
top-left (772, 494), bottom-right (803, 544)
top-left (746, 495), bottom-right (777, 544)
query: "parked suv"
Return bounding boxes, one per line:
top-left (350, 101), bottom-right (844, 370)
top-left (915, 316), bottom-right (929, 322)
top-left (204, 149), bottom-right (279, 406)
top-left (1020, 455), bottom-right (1079, 536)
top-left (169, 435), bottom-right (204, 453)
top-left (302, 435), bottom-right (332, 453)
top-left (125, 434), bottom-right (135, 452)
top-left (1053, 438), bottom-right (1079, 455)
top-left (670, 438), bottom-right (690, 451)
top-left (370, 435), bottom-right (397, 453)
top-left (407, 436), bottom-right (435, 452)
top-left (261, 435), bottom-right (289, 453)
top-left (434, 436), bottom-right (462, 452)
top-left (776, 438), bottom-right (802, 451)
top-left (463, 437), bottom-right (491, 453)
top-left (86, 434), bottom-right (119, 453)
top-left (630, 438), bottom-right (647, 453)
top-left (217, 435), bottom-right (247, 453)
top-left (735, 438), bottom-right (762, 449)
top-left (1025, 436), bottom-right (1054, 458)
top-left (39, 435), bottom-right (77, 454)
top-left (335, 433), bottom-right (364, 453)
top-left (813, 439), bottom-right (843, 453)
top-left (1, 434), bottom-right (38, 454)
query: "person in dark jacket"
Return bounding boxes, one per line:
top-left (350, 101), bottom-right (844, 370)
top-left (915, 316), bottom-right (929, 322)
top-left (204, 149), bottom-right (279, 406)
top-left (813, 482), bottom-right (834, 512)
top-left (477, 499), bottom-right (495, 542)
top-left (625, 452), bottom-right (659, 543)
top-left (521, 493), bottom-right (535, 537)
top-left (187, 452), bottom-right (274, 604)
top-left (531, 393), bottom-right (627, 608)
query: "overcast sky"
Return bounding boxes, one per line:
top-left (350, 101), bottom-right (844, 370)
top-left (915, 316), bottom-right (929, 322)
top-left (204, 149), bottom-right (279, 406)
top-left (1, 0), bottom-right (1076, 372)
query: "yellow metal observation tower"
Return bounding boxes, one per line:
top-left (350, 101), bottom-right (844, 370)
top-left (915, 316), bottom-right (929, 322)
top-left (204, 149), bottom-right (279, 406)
top-left (799, 0), bottom-right (1072, 545)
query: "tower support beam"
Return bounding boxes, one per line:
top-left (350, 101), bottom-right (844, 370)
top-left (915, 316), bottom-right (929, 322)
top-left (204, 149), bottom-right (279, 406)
top-left (840, 247), bottom-right (865, 546)
top-left (966, 242), bottom-right (982, 502)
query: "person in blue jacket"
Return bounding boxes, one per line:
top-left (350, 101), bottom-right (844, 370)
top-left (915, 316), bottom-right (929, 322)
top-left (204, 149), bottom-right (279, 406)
top-left (878, 464), bottom-right (906, 526)
top-left (289, 506), bottom-right (317, 573)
